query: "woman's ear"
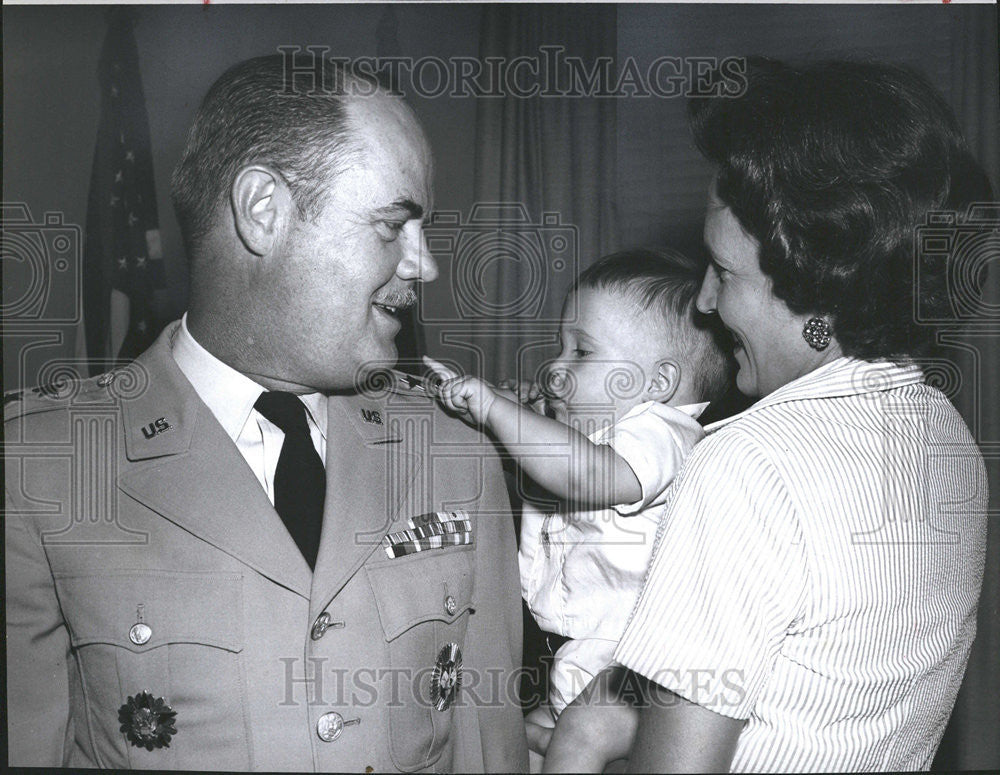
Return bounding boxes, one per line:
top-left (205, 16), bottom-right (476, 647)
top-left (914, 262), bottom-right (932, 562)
top-left (647, 359), bottom-right (680, 403)
top-left (230, 165), bottom-right (289, 256)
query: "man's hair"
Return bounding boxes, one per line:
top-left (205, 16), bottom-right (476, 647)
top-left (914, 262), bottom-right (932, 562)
top-left (689, 57), bottom-right (993, 360)
top-left (171, 54), bottom-right (381, 256)
top-left (572, 247), bottom-right (732, 403)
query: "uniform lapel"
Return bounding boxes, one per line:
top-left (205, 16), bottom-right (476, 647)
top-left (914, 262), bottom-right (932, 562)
top-left (117, 327), bottom-right (313, 598)
top-left (309, 393), bottom-right (421, 619)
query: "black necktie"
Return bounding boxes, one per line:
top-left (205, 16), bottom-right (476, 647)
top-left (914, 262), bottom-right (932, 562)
top-left (253, 391), bottom-right (325, 570)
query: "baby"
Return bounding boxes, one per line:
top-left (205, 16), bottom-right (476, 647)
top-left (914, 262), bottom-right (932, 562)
top-left (424, 248), bottom-right (730, 769)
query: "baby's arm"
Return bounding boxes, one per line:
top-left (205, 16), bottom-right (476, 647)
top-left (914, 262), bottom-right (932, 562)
top-left (424, 357), bottom-right (641, 508)
top-left (543, 664), bottom-right (639, 773)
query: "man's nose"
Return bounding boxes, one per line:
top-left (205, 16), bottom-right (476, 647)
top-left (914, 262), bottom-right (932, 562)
top-left (696, 269), bottom-right (718, 314)
top-left (398, 228), bottom-right (439, 283)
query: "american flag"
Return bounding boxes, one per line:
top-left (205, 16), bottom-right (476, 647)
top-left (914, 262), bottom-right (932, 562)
top-left (82, 8), bottom-right (164, 374)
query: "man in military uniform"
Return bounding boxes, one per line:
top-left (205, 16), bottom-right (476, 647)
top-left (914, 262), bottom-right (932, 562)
top-left (5, 55), bottom-right (528, 771)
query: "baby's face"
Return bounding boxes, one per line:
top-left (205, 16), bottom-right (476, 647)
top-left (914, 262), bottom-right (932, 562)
top-left (545, 286), bottom-right (674, 430)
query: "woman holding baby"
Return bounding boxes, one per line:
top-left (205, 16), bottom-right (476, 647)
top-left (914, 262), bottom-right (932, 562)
top-left (543, 58), bottom-right (993, 772)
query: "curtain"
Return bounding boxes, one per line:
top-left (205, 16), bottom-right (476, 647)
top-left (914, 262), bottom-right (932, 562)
top-left (933, 5), bottom-right (1000, 770)
top-left (469, 4), bottom-right (619, 385)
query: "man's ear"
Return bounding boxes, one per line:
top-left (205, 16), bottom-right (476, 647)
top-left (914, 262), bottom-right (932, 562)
top-left (647, 359), bottom-right (680, 403)
top-left (230, 165), bottom-right (290, 256)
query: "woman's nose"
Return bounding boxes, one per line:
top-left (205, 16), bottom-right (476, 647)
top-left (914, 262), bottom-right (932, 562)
top-left (696, 268), bottom-right (718, 313)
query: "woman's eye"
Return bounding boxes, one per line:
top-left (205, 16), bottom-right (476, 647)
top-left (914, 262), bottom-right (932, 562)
top-left (573, 348), bottom-right (592, 358)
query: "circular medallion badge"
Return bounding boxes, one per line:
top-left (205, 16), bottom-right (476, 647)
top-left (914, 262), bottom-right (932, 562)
top-left (431, 642), bottom-right (463, 712)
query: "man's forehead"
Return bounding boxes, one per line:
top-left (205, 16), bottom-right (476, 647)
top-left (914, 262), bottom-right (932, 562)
top-left (341, 94), bottom-right (433, 206)
top-left (344, 94), bottom-right (429, 154)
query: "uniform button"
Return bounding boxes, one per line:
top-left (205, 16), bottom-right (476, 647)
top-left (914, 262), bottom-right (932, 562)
top-left (316, 711), bottom-right (359, 742)
top-left (311, 612), bottom-right (345, 640)
top-left (444, 595), bottom-right (458, 616)
top-left (311, 613), bottom-right (332, 640)
top-left (129, 622), bottom-right (152, 645)
top-left (97, 372), bottom-right (116, 387)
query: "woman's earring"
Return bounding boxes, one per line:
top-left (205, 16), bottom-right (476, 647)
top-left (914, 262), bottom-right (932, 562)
top-left (802, 317), bottom-right (832, 351)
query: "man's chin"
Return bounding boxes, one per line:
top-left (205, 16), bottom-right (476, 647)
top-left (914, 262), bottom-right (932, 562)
top-left (350, 346), bottom-right (400, 390)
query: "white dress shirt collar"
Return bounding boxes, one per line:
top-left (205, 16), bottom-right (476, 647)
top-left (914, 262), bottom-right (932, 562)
top-left (170, 314), bottom-right (327, 443)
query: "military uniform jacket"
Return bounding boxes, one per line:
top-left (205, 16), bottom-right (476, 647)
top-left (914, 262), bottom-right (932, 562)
top-left (5, 325), bottom-right (529, 771)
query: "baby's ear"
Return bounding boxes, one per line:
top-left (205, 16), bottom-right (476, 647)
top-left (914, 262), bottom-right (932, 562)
top-left (647, 359), bottom-right (680, 403)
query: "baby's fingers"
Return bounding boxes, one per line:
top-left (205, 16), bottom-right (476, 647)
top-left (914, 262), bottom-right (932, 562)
top-left (497, 378), bottom-right (534, 404)
top-left (422, 355), bottom-right (461, 382)
top-left (437, 377), bottom-right (474, 413)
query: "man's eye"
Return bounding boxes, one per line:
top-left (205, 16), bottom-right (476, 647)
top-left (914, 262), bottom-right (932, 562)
top-left (376, 221), bottom-right (406, 240)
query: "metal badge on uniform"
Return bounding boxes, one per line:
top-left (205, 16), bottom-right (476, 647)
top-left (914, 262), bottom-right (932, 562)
top-left (118, 690), bottom-right (177, 750)
top-left (360, 407), bottom-right (383, 425)
top-left (140, 416), bottom-right (172, 439)
top-left (431, 643), bottom-right (462, 711)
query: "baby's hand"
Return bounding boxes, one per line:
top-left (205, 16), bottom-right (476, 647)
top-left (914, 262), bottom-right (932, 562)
top-left (497, 378), bottom-right (547, 415)
top-left (423, 356), bottom-right (499, 426)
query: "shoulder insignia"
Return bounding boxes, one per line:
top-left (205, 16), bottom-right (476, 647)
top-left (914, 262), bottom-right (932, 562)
top-left (385, 369), bottom-right (439, 396)
top-left (4, 369), bottom-right (124, 422)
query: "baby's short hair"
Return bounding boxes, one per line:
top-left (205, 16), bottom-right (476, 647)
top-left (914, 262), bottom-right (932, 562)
top-left (571, 248), bottom-right (732, 403)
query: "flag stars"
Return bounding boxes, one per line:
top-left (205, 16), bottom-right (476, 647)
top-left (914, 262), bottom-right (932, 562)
top-left (118, 257), bottom-right (128, 270)
top-left (111, 84), bottom-right (120, 98)
top-left (110, 194), bottom-right (120, 207)
top-left (128, 212), bottom-right (138, 226)
top-left (115, 170), bottom-right (124, 184)
top-left (125, 150), bottom-right (135, 163)
top-left (136, 256), bottom-right (146, 268)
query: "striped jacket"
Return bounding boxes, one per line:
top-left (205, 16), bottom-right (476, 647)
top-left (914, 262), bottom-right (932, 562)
top-left (616, 357), bottom-right (988, 772)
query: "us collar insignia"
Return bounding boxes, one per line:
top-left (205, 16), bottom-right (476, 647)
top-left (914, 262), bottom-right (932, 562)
top-left (118, 691), bottom-right (177, 750)
top-left (431, 642), bottom-right (462, 712)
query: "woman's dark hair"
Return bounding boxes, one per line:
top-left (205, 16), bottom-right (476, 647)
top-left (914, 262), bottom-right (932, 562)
top-left (572, 247), bottom-right (732, 404)
top-left (689, 58), bottom-right (993, 360)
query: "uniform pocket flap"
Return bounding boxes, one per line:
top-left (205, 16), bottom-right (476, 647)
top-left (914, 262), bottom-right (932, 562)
top-left (53, 570), bottom-right (244, 653)
top-left (366, 547), bottom-right (474, 641)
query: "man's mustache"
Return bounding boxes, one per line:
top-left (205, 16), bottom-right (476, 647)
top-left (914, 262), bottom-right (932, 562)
top-left (374, 289), bottom-right (418, 309)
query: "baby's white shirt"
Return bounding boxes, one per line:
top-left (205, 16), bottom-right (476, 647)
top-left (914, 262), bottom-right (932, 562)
top-left (519, 400), bottom-right (707, 641)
